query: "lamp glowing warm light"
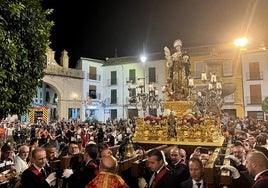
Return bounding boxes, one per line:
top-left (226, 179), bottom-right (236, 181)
top-left (234, 37), bottom-right (248, 47)
top-left (140, 55), bottom-right (147, 62)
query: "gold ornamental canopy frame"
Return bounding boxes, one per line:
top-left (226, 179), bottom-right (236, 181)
top-left (133, 101), bottom-right (224, 146)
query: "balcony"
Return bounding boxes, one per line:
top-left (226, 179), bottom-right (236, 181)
top-left (107, 79), bottom-right (117, 86)
top-left (87, 73), bottom-right (101, 81)
top-left (110, 97), bottom-right (119, 105)
top-left (246, 96), bottom-right (265, 105)
top-left (126, 76), bottom-right (159, 85)
top-left (87, 92), bottom-right (101, 100)
top-left (126, 77), bottom-right (136, 84)
top-left (246, 72), bottom-right (263, 81)
top-left (224, 93), bottom-right (235, 104)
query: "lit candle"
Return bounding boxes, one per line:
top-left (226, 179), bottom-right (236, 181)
top-left (149, 83), bottom-right (154, 91)
top-left (201, 73), bottom-right (207, 81)
top-left (208, 83), bottom-right (213, 90)
top-left (138, 78), bottom-right (144, 86)
top-left (128, 82), bottom-right (132, 89)
top-left (188, 78), bottom-right (194, 87)
top-left (211, 74), bottom-right (216, 83)
top-left (162, 85), bottom-right (166, 92)
top-left (216, 82), bottom-right (222, 89)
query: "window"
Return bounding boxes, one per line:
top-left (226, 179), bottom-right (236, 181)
top-left (34, 94), bottom-right (38, 103)
top-left (247, 111), bottom-right (263, 120)
top-left (149, 67), bottom-right (156, 83)
top-left (40, 92), bottom-right (43, 103)
top-left (194, 61), bottom-right (207, 78)
top-left (129, 69), bottom-right (136, 83)
top-left (249, 62), bottom-right (260, 80)
top-left (224, 93), bottom-right (235, 103)
top-left (223, 60), bottom-right (232, 76)
top-left (45, 92), bottom-right (50, 102)
top-left (53, 93), bottom-right (58, 103)
top-left (68, 108), bottom-right (80, 119)
top-left (111, 89), bottom-right (117, 104)
top-left (111, 109), bottom-right (117, 120)
top-left (250, 85), bottom-right (262, 104)
top-left (89, 85), bottom-right (97, 99)
top-left (89, 66), bottom-right (97, 80)
top-left (130, 88), bottom-right (136, 97)
top-left (111, 71), bottom-right (117, 85)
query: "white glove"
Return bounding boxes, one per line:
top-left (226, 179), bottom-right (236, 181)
top-left (138, 177), bottom-right (148, 188)
top-left (221, 165), bottom-right (240, 179)
top-left (46, 172), bottom-right (56, 186)
top-left (62, 169), bottom-right (73, 178)
top-left (226, 155), bottom-right (241, 166)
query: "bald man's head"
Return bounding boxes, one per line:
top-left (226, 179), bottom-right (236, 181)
top-left (246, 151), bottom-right (268, 176)
top-left (100, 156), bottom-right (118, 173)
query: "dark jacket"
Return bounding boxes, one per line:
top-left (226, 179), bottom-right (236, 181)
top-left (149, 166), bottom-right (176, 188)
top-left (167, 160), bottom-right (190, 185)
top-left (252, 170), bottom-right (268, 188)
top-left (21, 166), bottom-right (51, 188)
top-left (180, 178), bottom-right (207, 188)
top-left (66, 159), bottom-right (99, 188)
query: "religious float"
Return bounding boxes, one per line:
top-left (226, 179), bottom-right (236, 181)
top-left (130, 39), bottom-right (236, 148)
top-left (118, 39), bottom-right (237, 187)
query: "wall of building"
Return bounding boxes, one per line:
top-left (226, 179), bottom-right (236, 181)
top-left (241, 50), bottom-right (268, 119)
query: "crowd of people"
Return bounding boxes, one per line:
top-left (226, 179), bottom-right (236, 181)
top-left (0, 113), bottom-right (267, 188)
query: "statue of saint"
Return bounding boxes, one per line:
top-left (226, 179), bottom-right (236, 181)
top-left (167, 111), bottom-right (177, 139)
top-left (164, 39), bottom-right (191, 100)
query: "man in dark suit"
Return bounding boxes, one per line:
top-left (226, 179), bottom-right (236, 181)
top-left (21, 147), bottom-right (56, 188)
top-left (180, 157), bottom-right (206, 188)
top-left (139, 148), bottom-right (176, 188)
top-left (167, 146), bottom-right (190, 185)
top-left (62, 143), bottom-right (99, 188)
top-left (246, 151), bottom-right (268, 188)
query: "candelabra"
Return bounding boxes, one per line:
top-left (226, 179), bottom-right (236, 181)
top-left (127, 78), bottom-right (165, 114)
top-left (187, 73), bottom-right (223, 114)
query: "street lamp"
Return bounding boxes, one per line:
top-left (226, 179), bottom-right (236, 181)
top-left (140, 55), bottom-right (147, 63)
top-left (234, 37), bottom-right (248, 47)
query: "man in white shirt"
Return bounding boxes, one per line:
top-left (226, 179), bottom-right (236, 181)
top-left (14, 145), bottom-right (29, 174)
top-left (180, 157), bottom-right (206, 188)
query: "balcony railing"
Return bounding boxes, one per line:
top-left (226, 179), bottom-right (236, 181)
top-left (246, 72), bottom-right (263, 81)
top-left (110, 97), bottom-right (118, 105)
top-left (86, 92), bottom-right (101, 100)
top-left (87, 73), bottom-right (101, 81)
top-left (224, 94), bottom-right (235, 103)
top-left (126, 76), bottom-right (159, 85)
top-left (126, 77), bottom-right (136, 84)
top-left (246, 96), bottom-right (265, 105)
top-left (107, 79), bottom-right (117, 86)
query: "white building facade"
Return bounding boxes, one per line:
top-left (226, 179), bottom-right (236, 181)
top-left (75, 55), bottom-right (166, 122)
top-left (241, 49), bottom-right (268, 120)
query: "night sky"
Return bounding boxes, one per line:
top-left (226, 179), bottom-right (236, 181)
top-left (43, 0), bottom-right (268, 68)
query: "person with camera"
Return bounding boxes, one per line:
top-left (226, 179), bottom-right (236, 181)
top-left (21, 147), bottom-right (56, 188)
